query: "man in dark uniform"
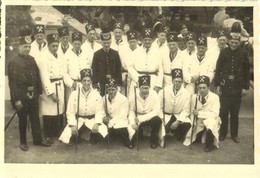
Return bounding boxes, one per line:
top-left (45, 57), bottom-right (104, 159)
top-left (8, 33), bottom-right (51, 151)
top-left (214, 25), bottom-right (250, 143)
top-left (91, 29), bottom-right (122, 96)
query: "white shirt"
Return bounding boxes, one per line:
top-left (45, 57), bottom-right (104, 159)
top-left (81, 40), bottom-right (102, 62)
top-left (30, 40), bottom-right (48, 65)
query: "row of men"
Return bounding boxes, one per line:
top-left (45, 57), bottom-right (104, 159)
top-left (8, 21), bottom-right (250, 151)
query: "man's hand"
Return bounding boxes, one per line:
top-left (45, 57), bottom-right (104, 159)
top-left (50, 93), bottom-right (59, 102)
top-left (215, 86), bottom-right (221, 96)
top-left (92, 123), bottom-right (100, 133)
top-left (131, 123), bottom-right (138, 131)
top-left (193, 110), bottom-right (199, 117)
top-left (241, 89), bottom-right (247, 96)
top-left (170, 120), bottom-right (180, 130)
top-left (70, 125), bottom-right (78, 136)
top-left (153, 86), bottom-right (161, 93)
top-left (15, 100), bottom-right (23, 111)
top-left (103, 116), bottom-right (110, 125)
top-left (72, 82), bottom-right (77, 90)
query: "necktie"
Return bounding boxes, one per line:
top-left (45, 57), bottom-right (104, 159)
top-left (189, 51), bottom-right (192, 55)
top-left (54, 53), bottom-right (58, 58)
top-left (146, 48), bottom-right (149, 54)
top-left (170, 52), bottom-right (176, 62)
top-left (91, 43), bottom-right (94, 49)
top-left (198, 55), bottom-right (204, 62)
top-left (201, 96), bottom-right (206, 105)
top-left (39, 44), bottom-right (42, 50)
top-left (62, 45), bottom-right (68, 54)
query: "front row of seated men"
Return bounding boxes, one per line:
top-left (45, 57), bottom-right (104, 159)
top-left (59, 68), bottom-right (221, 152)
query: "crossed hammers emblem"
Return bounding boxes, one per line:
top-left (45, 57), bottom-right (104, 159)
top-left (116, 23), bottom-right (121, 28)
top-left (198, 38), bottom-right (204, 44)
top-left (62, 29), bottom-right (67, 34)
top-left (130, 32), bottom-right (135, 38)
top-left (142, 77), bottom-right (148, 83)
top-left (175, 70), bottom-right (181, 76)
top-left (199, 76), bottom-right (206, 82)
top-left (219, 30), bottom-right (225, 36)
top-left (169, 35), bottom-right (174, 40)
top-left (37, 26), bottom-right (43, 32)
top-left (53, 34), bottom-right (59, 41)
top-left (74, 33), bottom-right (80, 39)
top-left (145, 29), bottom-right (151, 35)
top-left (187, 34), bottom-right (192, 39)
top-left (87, 25), bottom-right (92, 30)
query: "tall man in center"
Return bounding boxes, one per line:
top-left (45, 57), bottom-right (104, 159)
top-left (92, 29), bottom-right (123, 96)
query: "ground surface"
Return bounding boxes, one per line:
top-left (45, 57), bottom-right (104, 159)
top-left (4, 88), bottom-right (254, 164)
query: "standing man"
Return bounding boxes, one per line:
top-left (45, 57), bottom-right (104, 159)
top-left (128, 76), bottom-right (162, 149)
top-left (57, 26), bottom-right (72, 60)
top-left (59, 69), bottom-right (108, 145)
top-left (38, 33), bottom-right (65, 144)
top-left (91, 29), bottom-right (123, 96)
top-left (110, 22), bottom-right (127, 52)
top-left (184, 76), bottom-right (221, 152)
top-left (128, 28), bottom-right (163, 95)
top-left (214, 28), bottom-right (250, 143)
top-left (182, 32), bottom-right (197, 58)
top-left (63, 32), bottom-right (92, 105)
top-left (8, 33), bottom-right (51, 151)
top-left (102, 78), bottom-right (134, 148)
top-left (159, 69), bottom-right (191, 142)
top-left (162, 32), bottom-right (184, 86)
top-left (30, 24), bottom-right (48, 65)
top-left (81, 23), bottom-right (102, 61)
top-left (151, 25), bottom-right (169, 52)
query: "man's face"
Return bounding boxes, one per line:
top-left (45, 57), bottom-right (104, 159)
top-left (143, 38), bottom-right (152, 49)
top-left (197, 46), bottom-right (207, 56)
top-left (186, 40), bottom-right (196, 52)
top-left (217, 36), bottom-right (227, 49)
top-left (128, 39), bottom-right (138, 50)
top-left (158, 32), bottom-right (166, 44)
top-left (72, 40), bottom-right (82, 51)
top-left (168, 42), bottom-right (178, 52)
top-left (34, 33), bottom-right (45, 44)
top-left (198, 83), bottom-right (209, 97)
top-left (102, 40), bottom-right (112, 50)
top-left (113, 29), bottom-right (123, 41)
top-left (139, 85), bottom-right (150, 98)
top-left (48, 42), bottom-right (59, 55)
top-left (107, 86), bottom-right (117, 99)
top-left (173, 78), bottom-right (183, 91)
top-left (81, 77), bottom-right (92, 90)
top-left (60, 36), bottom-right (69, 46)
top-left (87, 30), bottom-right (96, 43)
top-left (180, 29), bottom-right (188, 36)
top-left (229, 39), bottom-right (240, 50)
top-left (178, 41), bottom-right (186, 50)
top-left (19, 44), bottom-right (31, 55)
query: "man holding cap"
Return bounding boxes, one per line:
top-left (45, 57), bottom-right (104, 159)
top-left (162, 32), bottom-right (184, 86)
top-left (128, 76), bottom-right (162, 149)
top-left (8, 30), bottom-right (51, 151)
top-left (38, 33), bottom-right (65, 144)
top-left (159, 69), bottom-right (191, 142)
top-left (92, 29), bottom-right (123, 96)
top-left (110, 22), bottom-right (127, 52)
top-left (63, 32), bottom-right (92, 105)
top-left (128, 28), bottom-right (163, 95)
top-left (57, 26), bottom-right (72, 59)
top-left (184, 75), bottom-right (221, 152)
top-left (30, 24), bottom-right (48, 65)
top-left (214, 24), bottom-right (250, 143)
top-left (59, 69), bottom-right (108, 145)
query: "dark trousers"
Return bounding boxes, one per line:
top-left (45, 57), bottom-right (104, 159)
top-left (108, 127), bottom-right (131, 146)
top-left (43, 115), bottom-right (63, 138)
top-left (17, 97), bottom-right (42, 145)
top-left (220, 94), bottom-right (242, 138)
top-left (165, 115), bottom-right (191, 141)
top-left (133, 116), bottom-right (162, 144)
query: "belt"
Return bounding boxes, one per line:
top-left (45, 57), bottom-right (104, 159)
top-left (164, 72), bottom-right (171, 76)
top-left (73, 79), bottom-right (81, 82)
top-left (78, 115), bottom-right (95, 120)
top-left (50, 78), bottom-right (63, 83)
top-left (122, 69), bottom-right (128, 73)
top-left (163, 112), bottom-right (172, 115)
top-left (137, 71), bottom-right (158, 75)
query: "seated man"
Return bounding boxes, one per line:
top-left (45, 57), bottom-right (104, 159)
top-left (128, 76), bottom-right (162, 149)
top-left (59, 69), bottom-right (108, 145)
top-left (159, 69), bottom-right (191, 142)
top-left (102, 78), bottom-right (134, 149)
top-left (184, 75), bottom-right (221, 152)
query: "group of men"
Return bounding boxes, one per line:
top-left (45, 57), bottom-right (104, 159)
top-left (8, 18), bottom-right (250, 153)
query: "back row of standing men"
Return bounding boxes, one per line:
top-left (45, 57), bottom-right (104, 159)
top-left (8, 21), bottom-right (250, 152)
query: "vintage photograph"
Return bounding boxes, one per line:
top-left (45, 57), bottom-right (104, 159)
top-left (3, 3), bottom-right (255, 167)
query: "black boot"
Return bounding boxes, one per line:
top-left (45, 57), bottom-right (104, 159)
top-left (204, 129), bottom-right (214, 152)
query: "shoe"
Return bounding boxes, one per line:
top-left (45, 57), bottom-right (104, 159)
top-left (34, 140), bottom-right (51, 147)
top-left (150, 143), bottom-right (158, 149)
top-left (20, 144), bottom-right (28, 151)
top-left (204, 145), bottom-right (214, 152)
top-left (219, 136), bottom-right (225, 141)
top-left (232, 137), bottom-right (240, 143)
top-left (46, 138), bottom-right (54, 144)
top-left (128, 144), bottom-right (135, 149)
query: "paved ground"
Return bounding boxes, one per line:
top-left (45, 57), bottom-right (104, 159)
top-left (4, 87), bottom-right (254, 164)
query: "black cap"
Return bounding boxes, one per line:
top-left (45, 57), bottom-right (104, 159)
top-left (197, 75), bottom-right (210, 86)
top-left (100, 28), bottom-right (111, 41)
top-left (80, 68), bottom-right (92, 80)
top-left (171, 69), bottom-right (183, 79)
top-left (167, 32), bottom-right (178, 43)
top-left (197, 36), bottom-right (207, 47)
top-left (142, 28), bottom-right (154, 39)
top-left (19, 36), bottom-right (32, 45)
top-left (138, 75), bottom-right (151, 87)
top-left (113, 22), bottom-right (124, 30)
top-left (229, 22), bottom-right (241, 40)
top-left (47, 33), bottom-right (59, 44)
top-left (106, 78), bottom-right (118, 88)
top-left (185, 32), bottom-right (197, 42)
top-left (85, 23), bottom-right (95, 34)
top-left (127, 30), bottom-right (137, 41)
top-left (33, 24), bottom-right (45, 35)
top-left (72, 32), bottom-right (82, 43)
top-left (216, 29), bottom-right (227, 38)
top-left (58, 26), bottom-right (69, 37)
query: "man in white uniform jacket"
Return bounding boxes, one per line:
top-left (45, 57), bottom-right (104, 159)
top-left (38, 33), bottom-right (65, 144)
top-left (110, 22), bottom-right (127, 52)
top-left (159, 69), bottom-right (191, 142)
top-left (30, 24), bottom-right (48, 65)
top-left (102, 78), bottom-right (134, 148)
top-left (81, 23), bottom-right (102, 62)
top-left (128, 76), bottom-right (162, 149)
top-left (183, 36), bottom-right (215, 95)
top-left (63, 32), bottom-right (92, 106)
top-left (162, 32), bottom-right (184, 86)
top-left (57, 26), bottom-right (73, 63)
top-left (151, 25), bottom-right (169, 53)
top-left (59, 69), bottom-right (108, 144)
top-left (184, 75), bottom-right (221, 152)
top-left (182, 32), bottom-right (197, 59)
top-left (128, 28), bottom-right (163, 96)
